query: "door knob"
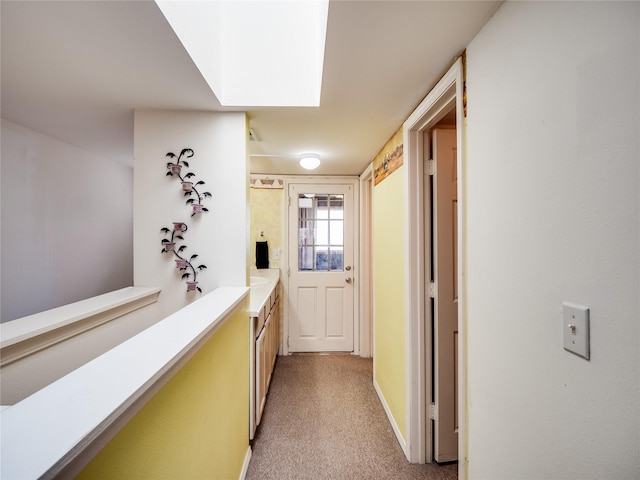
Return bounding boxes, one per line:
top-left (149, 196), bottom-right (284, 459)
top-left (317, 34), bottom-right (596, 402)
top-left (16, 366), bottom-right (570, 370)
top-left (345, 277), bottom-right (352, 284)
top-left (346, 266), bottom-right (352, 271)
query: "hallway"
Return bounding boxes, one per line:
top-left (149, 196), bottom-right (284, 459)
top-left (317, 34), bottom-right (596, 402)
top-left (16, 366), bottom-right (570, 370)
top-left (246, 354), bottom-right (457, 480)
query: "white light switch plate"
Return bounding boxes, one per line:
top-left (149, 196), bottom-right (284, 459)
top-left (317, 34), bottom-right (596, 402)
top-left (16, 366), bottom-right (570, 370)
top-left (563, 302), bottom-right (590, 360)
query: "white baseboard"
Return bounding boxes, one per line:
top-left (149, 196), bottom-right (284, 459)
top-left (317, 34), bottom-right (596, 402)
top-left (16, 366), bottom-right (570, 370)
top-left (239, 446), bottom-right (252, 480)
top-left (373, 379), bottom-right (409, 460)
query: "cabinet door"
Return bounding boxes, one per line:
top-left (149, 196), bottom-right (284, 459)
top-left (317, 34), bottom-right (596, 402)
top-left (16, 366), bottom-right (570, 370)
top-left (265, 311), bottom-right (275, 391)
top-left (256, 323), bottom-right (267, 424)
top-left (250, 317), bottom-right (256, 439)
top-left (270, 297), bottom-right (280, 370)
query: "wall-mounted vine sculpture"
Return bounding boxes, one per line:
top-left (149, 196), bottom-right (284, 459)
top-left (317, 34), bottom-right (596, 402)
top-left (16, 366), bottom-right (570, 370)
top-left (165, 148), bottom-right (212, 216)
top-left (160, 222), bottom-right (207, 293)
top-left (160, 147), bottom-right (212, 293)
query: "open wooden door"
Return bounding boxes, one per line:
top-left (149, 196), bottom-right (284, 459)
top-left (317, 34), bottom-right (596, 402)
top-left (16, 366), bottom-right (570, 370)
top-left (432, 127), bottom-right (458, 462)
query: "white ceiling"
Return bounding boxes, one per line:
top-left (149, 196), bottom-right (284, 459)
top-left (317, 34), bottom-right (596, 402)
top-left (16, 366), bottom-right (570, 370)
top-left (1, 0), bottom-right (502, 176)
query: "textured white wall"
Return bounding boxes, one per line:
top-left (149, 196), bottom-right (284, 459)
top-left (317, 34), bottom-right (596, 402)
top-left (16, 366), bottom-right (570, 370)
top-left (133, 111), bottom-right (249, 318)
top-left (1, 120), bottom-right (133, 322)
top-left (466, 2), bottom-right (639, 478)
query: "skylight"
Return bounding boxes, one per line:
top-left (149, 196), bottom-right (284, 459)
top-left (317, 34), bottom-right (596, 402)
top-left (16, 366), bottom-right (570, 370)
top-left (156, 0), bottom-right (328, 107)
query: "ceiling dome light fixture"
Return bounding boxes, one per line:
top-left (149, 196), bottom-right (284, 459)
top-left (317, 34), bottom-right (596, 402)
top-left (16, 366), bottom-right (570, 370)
top-left (300, 153), bottom-right (320, 170)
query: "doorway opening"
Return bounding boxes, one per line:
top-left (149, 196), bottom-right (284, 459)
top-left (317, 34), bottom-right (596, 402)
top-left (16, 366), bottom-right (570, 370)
top-left (403, 57), bottom-right (466, 474)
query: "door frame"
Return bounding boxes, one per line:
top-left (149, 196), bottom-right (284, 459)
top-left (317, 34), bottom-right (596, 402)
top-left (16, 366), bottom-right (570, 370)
top-left (403, 57), bottom-right (466, 473)
top-left (358, 164), bottom-right (374, 358)
top-left (281, 176), bottom-right (360, 356)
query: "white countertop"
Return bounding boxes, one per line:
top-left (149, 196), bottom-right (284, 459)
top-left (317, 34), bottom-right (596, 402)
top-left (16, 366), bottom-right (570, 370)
top-left (249, 268), bottom-right (280, 317)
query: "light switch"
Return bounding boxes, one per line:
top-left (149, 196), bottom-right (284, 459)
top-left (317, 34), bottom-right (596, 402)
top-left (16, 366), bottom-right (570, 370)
top-left (273, 249), bottom-right (281, 260)
top-left (562, 302), bottom-right (590, 360)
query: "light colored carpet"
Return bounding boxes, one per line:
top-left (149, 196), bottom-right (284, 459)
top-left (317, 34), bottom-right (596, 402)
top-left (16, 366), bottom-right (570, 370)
top-left (246, 354), bottom-right (458, 480)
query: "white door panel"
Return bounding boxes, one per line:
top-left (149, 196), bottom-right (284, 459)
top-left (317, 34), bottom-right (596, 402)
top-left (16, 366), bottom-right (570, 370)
top-left (288, 183), bottom-right (355, 352)
top-left (326, 287), bottom-right (345, 337)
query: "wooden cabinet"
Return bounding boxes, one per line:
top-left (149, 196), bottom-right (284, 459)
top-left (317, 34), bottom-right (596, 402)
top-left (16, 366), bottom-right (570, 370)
top-left (254, 284), bottom-right (280, 431)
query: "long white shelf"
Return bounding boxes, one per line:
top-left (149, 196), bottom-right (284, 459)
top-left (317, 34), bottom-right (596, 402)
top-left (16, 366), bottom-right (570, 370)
top-left (0, 286), bottom-right (161, 367)
top-left (0, 286), bottom-right (249, 480)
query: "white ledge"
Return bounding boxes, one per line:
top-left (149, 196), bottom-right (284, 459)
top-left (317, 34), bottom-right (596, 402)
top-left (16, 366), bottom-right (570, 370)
top-left (249, 268), bottom-right (280, 317)
top-left (0, 286), bottom-right (249, 480)
top-left (0, 286), bottom-right (161, 367)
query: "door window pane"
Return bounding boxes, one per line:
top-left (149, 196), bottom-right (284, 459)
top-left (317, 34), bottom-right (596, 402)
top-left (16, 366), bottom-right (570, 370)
top-left (329, 247), bottom-right (344, 270)
top-left (316, 220), bottom-right (329, 245)
top-left (298, 193), bottom-right (344, 271)
top-left (315, 248), bottom-right (329, 271)
top-left (298, 219), bottom-right (314, 246)
top-left (329, 220), bottom-right (343, 245)
top-left (299, 246), bottom-right (314, 271)
top-left (316, 195), bottom-right (329, 219)
top-left (329, 196), bottom-right (344, 219)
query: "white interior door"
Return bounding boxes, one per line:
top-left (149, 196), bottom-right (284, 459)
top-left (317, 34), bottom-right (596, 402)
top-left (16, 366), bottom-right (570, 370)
top-left (288, 183), bottom-right (354, 352)
top-left (432, 128), bottom-right (458, 462)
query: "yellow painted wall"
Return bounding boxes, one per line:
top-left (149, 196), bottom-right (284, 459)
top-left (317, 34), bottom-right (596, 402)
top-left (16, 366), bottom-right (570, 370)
top-left (76, 298), bottom-right (250, 480)
top-left (249, 188), bottom-right (283, 269)
top-left (372, 131), bottom-right (406, 439)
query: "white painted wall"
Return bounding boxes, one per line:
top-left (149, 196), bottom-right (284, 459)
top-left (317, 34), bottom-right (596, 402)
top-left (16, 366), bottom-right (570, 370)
top-left (133, 110), bottom-right (249, 318)
top-left (1, 120), bottom-right (133, 322)
top-left (466, 2), bottom-right (639, 478)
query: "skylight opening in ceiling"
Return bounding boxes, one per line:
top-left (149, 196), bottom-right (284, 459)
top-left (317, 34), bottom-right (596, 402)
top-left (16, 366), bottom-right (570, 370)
top-left (156, 0), bottom-right (328, 107)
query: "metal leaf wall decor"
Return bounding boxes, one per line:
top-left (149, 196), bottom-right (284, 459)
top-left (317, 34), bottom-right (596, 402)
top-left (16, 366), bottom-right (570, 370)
top-left (160, 148), bottom-right (211, 293)
top-left (160, 224), bottom-right (207, 293)
top-left (165, 148), bottom-right (213, 216)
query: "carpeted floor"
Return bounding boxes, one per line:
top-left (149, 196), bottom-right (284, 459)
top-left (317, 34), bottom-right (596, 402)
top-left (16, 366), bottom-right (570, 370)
top-left (246, 354), bottom-right (458, 480)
